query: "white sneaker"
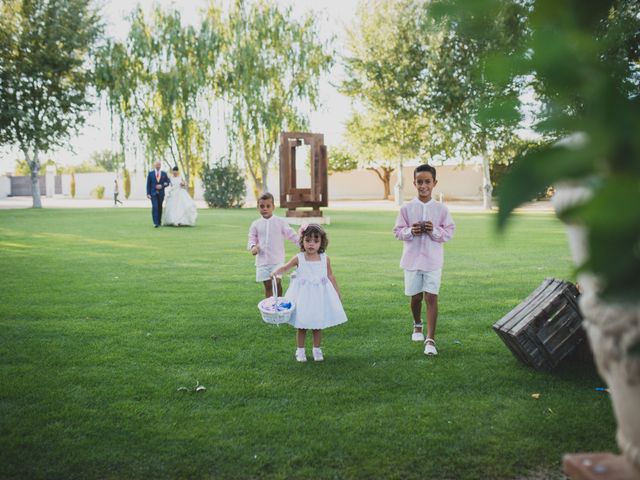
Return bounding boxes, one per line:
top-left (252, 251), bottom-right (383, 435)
top-left (412, 323), bottom-right (425, 342)
top-left (412, 332), bottom-right (425, 342)
top-left (424, 338), bottom-right (438, 356)
top-left (295, 348), bottom-right (307, 362)
top-left (312, 347), bottom-right (324, 362)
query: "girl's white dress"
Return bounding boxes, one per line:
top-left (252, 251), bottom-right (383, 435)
top-left (162, 176), bottom-right (198, 226)
top-left (285, 253), bottom-right (347, 330)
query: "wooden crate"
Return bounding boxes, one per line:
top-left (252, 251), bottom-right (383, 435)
top-left (493, 278), bottom-right (585, 370)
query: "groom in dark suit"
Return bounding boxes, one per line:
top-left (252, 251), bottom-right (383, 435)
top-left (146, 160), bottom-right (171, 228)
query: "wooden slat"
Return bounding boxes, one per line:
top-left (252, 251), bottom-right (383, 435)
top-left (494, 278), bottom-right (556, 332)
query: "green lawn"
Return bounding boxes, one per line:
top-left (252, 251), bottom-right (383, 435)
top-left (0, 207), bottom-right (615, 479)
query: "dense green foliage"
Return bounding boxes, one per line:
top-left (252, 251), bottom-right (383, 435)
top-left (438, 0), bottom-right (640, 300)
top-left (0, 208), bottom-right (616, 479)
top-left (95, 1), bottom-right (331, 200)
top-left (90, 149), bottom-right (124, 172)
top-left (341, 0), bottom-right (425, 201)
top-left (223, 0), bottom-right (333, 196)
top-left (95, 6), bottom-right (223, 189)
top-left (0, 0), bottom-right (102, 207)
top-left (490, 139), bottom-right (552, 200)
top-left (342, 0), bottom-right (529, 207)
top-left (327, 146), bottom-right (358, 175)
top-left (202, 159), bottom-right (246, 208)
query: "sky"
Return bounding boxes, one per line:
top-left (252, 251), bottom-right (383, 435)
top-left (0, 0), bottom-right (360, 173)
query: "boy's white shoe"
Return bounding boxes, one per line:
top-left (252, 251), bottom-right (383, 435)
top-left (424, 338), bottom-right (438, 356)
top-left (312, 347), bottom-right (324, 362)
top-left (412, 323), bottom-right (425, 342)
top-left (295, 348), bottom-right (307, 362)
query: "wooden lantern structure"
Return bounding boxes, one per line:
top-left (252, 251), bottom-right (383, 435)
top-left (279, 132), bottom-right (328, 218)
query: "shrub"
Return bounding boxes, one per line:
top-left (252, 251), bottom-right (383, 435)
top-left (123, 169), bottom-right (131, 199)
top-left (490, 141), bottom-right (553, 200)
top-left (328, 146), bottom-right (358, 175)
top-left (91, 185), bottom-right (105, 200)
top-left (202, 159), bottom-right (246, 208)
top-left (70, 173), bottom-right (76, 198)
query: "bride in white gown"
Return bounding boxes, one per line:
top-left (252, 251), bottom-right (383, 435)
top-left (162, 167), bottom-right (198, 226)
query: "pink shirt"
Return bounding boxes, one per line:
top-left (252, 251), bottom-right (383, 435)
top-left (248, 215), bottom-right (299, 266)
top-left (393, 197), bottom-right (456, 271)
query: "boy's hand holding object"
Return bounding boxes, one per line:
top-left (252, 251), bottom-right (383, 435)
top-left (412, 221), bottom-right (434, 235)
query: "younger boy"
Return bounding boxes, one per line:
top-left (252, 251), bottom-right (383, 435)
top-left (248, 192), bottom-right (299, 298)
top-left (393, 164), bottom-right (455, 355)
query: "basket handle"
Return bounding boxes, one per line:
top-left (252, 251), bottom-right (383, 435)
top-left (271, 277), bottom-right (279, 309)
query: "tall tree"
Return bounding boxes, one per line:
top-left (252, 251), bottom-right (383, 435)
top-left (345, 110), bottom-right (427, 200)
top-left (90, 149), bottom-right (123, 172)
top-left (422, 0), bottom-right (530, 209)
top-left (95, 6), bottom-right (223, 192)
top-left (223, 0), bottom-right (332, 196)
top-left (0, 0), bottom-right (102, 207)
top-left (453, 0), bottom-right (640, 299)
top-left (342, 0), bottom-right (429, 205)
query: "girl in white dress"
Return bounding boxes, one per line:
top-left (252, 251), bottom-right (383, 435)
top-left (271, 224), bottom-right (347, 362)
top-left (162, 167), bottom-right (198, 227)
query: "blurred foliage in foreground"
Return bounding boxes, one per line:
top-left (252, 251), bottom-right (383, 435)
top-left (434, 0), bottom-right (640, 301)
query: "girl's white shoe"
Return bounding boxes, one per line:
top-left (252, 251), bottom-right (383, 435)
top-left (312, 347), bottom-right (324, 362)
top-left (424, 338), bottom-right (438, 356)
top-left (295, 348), bottom-right (307, 362)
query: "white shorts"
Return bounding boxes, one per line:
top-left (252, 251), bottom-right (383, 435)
top-left (256, 264), bottom-right (280, 282)
top-left (404, 269), bottom-right (442, 296)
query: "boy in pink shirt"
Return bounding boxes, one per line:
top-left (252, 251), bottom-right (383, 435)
top-left (393, 164), bottom-right (455, 355)
top-left (248, 192), bottom-right (299, 298)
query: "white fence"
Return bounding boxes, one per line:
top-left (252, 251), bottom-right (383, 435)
top-left (1, 163), bottom-right (483, 203)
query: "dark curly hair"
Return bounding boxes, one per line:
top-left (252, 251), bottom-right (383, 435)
top-left (299, 224), bottom-right (328, 253)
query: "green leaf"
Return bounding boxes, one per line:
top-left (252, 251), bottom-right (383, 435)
top-left (563, 177), bottom-right (640, 301)
top-left (497, 144), bottom-right (598, 228)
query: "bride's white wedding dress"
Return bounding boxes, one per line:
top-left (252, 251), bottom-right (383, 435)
top-left (162, 176), bottom-right (198, 226)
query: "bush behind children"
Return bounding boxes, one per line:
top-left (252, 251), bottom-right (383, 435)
top-left (249, 164), bottom-right (455, 361)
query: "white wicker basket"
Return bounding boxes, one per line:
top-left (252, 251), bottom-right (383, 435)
top-left (258, 278), bottom-right (295, 325)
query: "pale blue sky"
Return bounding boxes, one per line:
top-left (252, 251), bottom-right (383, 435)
top-left (0, 0), bottom-right (359, 173)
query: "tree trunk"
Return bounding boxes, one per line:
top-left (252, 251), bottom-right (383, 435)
top-left (24, 148), bottom-right (42, 208)
top-left (481, 154), bottom-right (493, 210)
top-left (246, 160), bottom-right (264, 201)
top-left (367, 167), bottom-right (394, 200)
top-left (383, 177), bottom-right (391, 200)
top-left (394, 156), bottom-right (404, 206)
top-left (260, 161), bottom-right (269, 195)
top-left (383, 167), bottom-right (393, 200)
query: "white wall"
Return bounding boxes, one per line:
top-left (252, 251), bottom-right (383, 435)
top-left (61, 172), bottom-right (207, 200)
top-left (59, 163), bottom-right (483, 203)
top-left (72, 172), bottom-right (120, 199)
top-left (0, 176), bottom-right (10, 198)
top-left (250, 164), bottom-right (483, 203)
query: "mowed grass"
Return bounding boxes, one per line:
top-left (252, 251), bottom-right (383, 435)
top-left (0, 207), bottom-right (615, 479)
